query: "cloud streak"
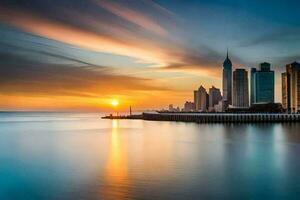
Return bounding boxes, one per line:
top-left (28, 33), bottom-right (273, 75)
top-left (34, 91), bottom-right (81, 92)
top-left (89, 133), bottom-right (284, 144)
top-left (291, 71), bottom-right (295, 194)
top-left (0, 1), bottom-right (224, 76)
top-left (94, 0), bottom-right (168, 36)
top-left (0, 52), bottom-right (169, 99)
top-left (0, 0), bottom-right (239, 110)
top-left (239, 28), bottom-right (300, 48)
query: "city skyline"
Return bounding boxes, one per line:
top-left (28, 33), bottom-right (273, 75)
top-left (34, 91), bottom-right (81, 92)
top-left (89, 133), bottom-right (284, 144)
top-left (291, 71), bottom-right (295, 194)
top-left (1, 0), bottom-right (300, 111)
top-left (2, 2), bottom-right (300, 199)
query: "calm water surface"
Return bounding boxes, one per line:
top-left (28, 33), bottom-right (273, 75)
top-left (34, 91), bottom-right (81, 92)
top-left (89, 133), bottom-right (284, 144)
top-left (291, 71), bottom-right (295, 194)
top-left (1, 112), bottom-right (300, 199)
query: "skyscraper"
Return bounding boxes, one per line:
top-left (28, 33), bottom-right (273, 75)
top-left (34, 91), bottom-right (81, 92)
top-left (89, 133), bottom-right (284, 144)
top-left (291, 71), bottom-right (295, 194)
top-left (233, 69), bottom-right (249, 108)
top-left (194, 86), bottom-right (208, 112)
top-left (209, 86), bottom-right (222, 111)
top-left (222, 50), bottom-right (232, 105)
top-left (251, 62), bottom-right (274, 104)
top-left (193, 90), bottom-right (198, 110)
top-left (282, 72), bottom-right (288, 111)
top-left (282, 62), bottom-right (300, 113)
top-left (250, 68), bottom-right (256, 105)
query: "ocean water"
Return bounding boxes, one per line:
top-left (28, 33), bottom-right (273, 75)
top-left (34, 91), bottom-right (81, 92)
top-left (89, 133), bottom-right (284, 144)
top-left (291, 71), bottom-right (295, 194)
top-left (1, 112), bottom-right (300, 199)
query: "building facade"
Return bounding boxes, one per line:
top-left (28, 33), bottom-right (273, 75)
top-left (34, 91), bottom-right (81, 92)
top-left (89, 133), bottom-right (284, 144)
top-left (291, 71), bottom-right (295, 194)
top-left (193, 90), bottom-right (198, 110)
top-left (214, 100), bottom-right (226, 112)
top-left (209, 86), bottom-right (222, 111)
top-left (282, 62), bottom-right (300, 113)
top-left (183, 101), bottom-right (195, 112)
top-left (250, 68), bottom-right (256, 105)
top-left (194, 86), bottom-right (208, 112)
top-left (222, 51), bottom-right (232, 105)
top-left (282, 72), bottom-right (289, 110)
top-left (251, 62), bottom-right (274, 104)
top-left (233, 69), bottom-right (249, 108)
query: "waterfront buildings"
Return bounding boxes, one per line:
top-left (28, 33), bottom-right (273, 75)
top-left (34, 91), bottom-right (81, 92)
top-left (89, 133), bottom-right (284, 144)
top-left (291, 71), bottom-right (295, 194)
top-left (251, 62), bottom-right (274, 105)
top-left (182, 51), bottom-right (300, 114)
top-left (233, 69), bottom-right (249, 108)
top-left (168, 104), bottom-right (180, 112)
top-left (282, 62), bottom-right (300, 113)
top-left (222, 51), bottom-right (232, 105)
top-left (194, 86), bottom-right (208, 112)
top-left (214, 100), bottom-right (226, 112)
top-left (183, 101), bottom-right (195, 112)
top-left (209, 86), bottom-right (222, 111)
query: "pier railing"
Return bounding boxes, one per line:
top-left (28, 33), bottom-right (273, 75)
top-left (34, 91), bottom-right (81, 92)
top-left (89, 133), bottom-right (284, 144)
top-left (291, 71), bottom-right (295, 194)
top-left (142, 112), bottom-right (300, 123)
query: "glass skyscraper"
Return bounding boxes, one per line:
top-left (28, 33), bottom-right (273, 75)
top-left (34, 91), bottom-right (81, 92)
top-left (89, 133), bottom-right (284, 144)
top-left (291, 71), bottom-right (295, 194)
top-left (250, 68), bottom-right (257, 105)
top-left (250, 62), bottom-right (274, 104)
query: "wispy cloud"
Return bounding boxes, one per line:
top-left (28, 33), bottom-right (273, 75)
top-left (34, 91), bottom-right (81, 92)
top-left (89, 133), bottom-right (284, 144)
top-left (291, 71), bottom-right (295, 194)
top-left (0, 1), bottom-right (224, 76)
top-left (94, 0), bottom-right (168, 36)
top-left (239, 28), bottom-right (300, 48)
top-left (0, 0), bottom-right (230, 110)
top-left (0, 53), bottom-right (167, 97)
top-left (0, 41), bottom-right (102, 67)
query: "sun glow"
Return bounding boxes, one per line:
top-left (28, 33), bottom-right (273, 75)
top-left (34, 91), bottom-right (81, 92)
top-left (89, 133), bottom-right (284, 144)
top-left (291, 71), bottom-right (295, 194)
top-left (111, 99), bottom-right (119, 107)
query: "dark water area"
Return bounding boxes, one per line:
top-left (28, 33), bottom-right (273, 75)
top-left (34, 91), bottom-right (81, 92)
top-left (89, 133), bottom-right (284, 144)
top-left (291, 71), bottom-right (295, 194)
top-left (1, 112), bottom-right (300, 199)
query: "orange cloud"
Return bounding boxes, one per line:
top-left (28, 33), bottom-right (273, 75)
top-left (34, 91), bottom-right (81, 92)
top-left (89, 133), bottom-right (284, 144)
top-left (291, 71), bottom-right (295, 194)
top-left (0, 4), bottom-right (225, 111)
top-left (0, 7), bottom-right (164, 63)
top-left (0, 5), bottom-right (223, 76)
top-left (0, 51), bottom-right (181, 111)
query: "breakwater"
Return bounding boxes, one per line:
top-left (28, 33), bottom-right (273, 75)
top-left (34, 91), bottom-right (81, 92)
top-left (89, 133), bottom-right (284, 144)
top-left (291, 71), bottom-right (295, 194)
top-left (102, 114), bottom-right (142, 120)
top-left (142, 112), bottom-right (300, 123)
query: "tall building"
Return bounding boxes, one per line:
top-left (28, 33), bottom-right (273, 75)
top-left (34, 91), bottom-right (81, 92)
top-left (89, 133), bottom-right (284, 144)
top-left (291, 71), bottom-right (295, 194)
top-left (251, 62), bottom-right (275, 104)
top-left (250, 68), bottom-right (256, 105)
top-left (194, 86), bottom-right (208, 112)
top-left (209, 86), bottom-right (222, 111)
top-left (222, 50), bottom-right (232, 105)
top-left (233, 69), bottom-right (249, 108)
top-left (282, 72), bottom-right (288, 111)
top-left (282, 62), bottom-right (300, 113)
top-left (193, 90), bottom-right (198, 110)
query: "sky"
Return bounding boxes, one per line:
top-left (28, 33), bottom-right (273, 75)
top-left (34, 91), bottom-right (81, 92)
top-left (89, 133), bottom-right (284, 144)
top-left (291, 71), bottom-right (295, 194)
top-left (0, 0), bottom-right (300, 111)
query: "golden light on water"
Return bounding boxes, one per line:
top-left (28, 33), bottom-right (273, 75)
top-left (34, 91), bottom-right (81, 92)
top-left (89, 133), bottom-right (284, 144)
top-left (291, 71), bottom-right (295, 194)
top-left (101, 119), bottom-right (129, 199)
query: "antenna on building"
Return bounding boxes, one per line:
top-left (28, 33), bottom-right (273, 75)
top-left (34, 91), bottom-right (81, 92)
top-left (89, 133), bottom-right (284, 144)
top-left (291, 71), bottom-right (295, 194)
top-left (226, 48), bottom-right (229, 59)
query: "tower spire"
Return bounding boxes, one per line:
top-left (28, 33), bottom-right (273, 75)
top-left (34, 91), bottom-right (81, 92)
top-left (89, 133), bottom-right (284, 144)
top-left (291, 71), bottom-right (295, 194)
top-left (226, 48), bottom-right (229, 59)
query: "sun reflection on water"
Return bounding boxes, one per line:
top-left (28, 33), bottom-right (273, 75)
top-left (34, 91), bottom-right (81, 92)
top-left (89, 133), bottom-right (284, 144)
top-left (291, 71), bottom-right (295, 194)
top-left (101, 120), bottom-right (130, 199)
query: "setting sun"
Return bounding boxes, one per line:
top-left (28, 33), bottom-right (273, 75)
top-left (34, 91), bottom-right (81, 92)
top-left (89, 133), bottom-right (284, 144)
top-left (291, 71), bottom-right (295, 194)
top-left (111, 99), bottom-right (119, 107)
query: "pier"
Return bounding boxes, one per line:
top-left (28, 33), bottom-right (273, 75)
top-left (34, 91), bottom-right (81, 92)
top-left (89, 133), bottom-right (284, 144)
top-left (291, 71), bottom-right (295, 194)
top-left (102, 114), bottom-right (142, 120)
top-left (142, 112), bottom-right (300, 123)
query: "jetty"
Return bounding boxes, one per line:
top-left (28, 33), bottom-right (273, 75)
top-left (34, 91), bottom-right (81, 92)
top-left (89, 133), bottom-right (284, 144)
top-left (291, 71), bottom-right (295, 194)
top-left (102, 114), bottom-right (142, 120)
top-left (102, 112), bottom-right (300, 123)
top-left (142, 112), bottom-right (300, 123)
